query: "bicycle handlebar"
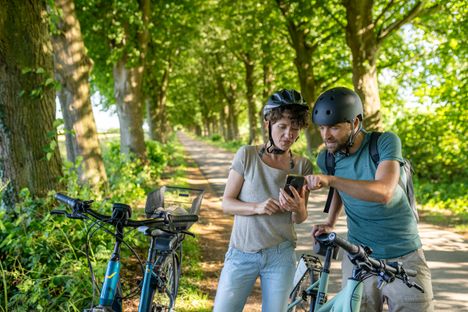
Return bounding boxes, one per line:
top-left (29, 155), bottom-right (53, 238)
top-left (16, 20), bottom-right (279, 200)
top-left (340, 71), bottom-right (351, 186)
top-left (315, 232), bottom-right (423, 289)
top-left (53, 193), bottom-right (198, 228)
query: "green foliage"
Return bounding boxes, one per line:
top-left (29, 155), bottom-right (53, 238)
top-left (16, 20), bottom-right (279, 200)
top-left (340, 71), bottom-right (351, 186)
top-left (200, 134), bottom-right (245, 153)
top-left (0, 136), bottom-right (206, 310)
top-left (391, 105), bottom-right (466, 183)
top-left (389, 103), bottom-right (467, 217)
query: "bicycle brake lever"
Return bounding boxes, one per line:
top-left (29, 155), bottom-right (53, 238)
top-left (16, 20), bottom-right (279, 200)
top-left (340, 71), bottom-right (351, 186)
top-left (412, 282), bottom-right (425, 293)
top-left (403, 279), bottom-right (425, 293)
top-left (180, 230), bottom-right (195, 237)
top-left (67, 213), bottom-right (86, 220)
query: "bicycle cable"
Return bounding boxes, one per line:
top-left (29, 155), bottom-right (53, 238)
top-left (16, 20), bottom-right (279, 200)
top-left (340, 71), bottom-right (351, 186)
top-left (85, 217), bottom-right (111, 308)
top-left (85, 215), bottom-right (151, 302)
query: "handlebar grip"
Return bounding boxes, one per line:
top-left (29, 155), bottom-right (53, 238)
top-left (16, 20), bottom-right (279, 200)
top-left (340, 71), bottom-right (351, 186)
top-left (55, 193), bottom-right (77, 208)
top-left (404, 268), bottom-right (417, 277)
top-left (327, 232), bottom-right (360, 255)
top-left (50, 210), bottom-right (67, 215)
top-left (170, 214), bottom-right (199, 223)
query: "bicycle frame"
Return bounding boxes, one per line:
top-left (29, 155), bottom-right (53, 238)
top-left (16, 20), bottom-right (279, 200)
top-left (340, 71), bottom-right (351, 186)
top-left (94, 218), bottom-right (125, 311)
top-left (316, 279), bottom-right (363, 312)
top-left (288, 232), bottom-right (423, 312)
top-left (288, 244), bottom-right (363, 312)
top-left (138, 230), bottom-right (184, 312)
top-left (53, 190), bottom-right (201, 312)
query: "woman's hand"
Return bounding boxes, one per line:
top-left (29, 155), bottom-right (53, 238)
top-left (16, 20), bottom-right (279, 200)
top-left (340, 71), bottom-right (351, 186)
top-left (254, 198), bottom-right (284, 215)
top-left (279, 185), bottom-right (306, 214)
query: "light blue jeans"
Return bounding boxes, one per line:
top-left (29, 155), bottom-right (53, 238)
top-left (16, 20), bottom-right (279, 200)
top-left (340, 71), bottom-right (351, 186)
top-left (213, 241), bottom-right (296, 312)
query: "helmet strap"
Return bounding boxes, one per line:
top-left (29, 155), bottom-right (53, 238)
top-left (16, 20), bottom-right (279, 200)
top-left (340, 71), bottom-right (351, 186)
top-left (261, 122), bottom-right (295, 169)
top-left (345, 118), bottom-right (363, 156)
top-left (266, 122), bottom-right (286, 154)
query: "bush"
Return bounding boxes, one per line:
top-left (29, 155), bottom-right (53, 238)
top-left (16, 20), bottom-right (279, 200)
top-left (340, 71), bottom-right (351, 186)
top-left (390, 104), bottom-right (467, 215)
top-left (0, 135), bottom-right (200, 311)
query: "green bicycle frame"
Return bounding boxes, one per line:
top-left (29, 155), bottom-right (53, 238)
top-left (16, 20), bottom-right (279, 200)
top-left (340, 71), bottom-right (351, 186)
top-left (288, 244), bottom-right (364, 312)
top-left (316, 278), bottom-right (363, 312)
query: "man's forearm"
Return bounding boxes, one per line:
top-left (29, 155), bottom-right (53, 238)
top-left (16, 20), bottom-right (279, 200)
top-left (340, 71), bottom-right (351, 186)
top-left (329, 176), bottom-right (394, 204)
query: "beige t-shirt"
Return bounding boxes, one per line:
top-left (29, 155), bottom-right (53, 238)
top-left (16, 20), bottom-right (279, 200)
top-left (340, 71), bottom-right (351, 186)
top-left (228, 145), bottom-right (313, 252)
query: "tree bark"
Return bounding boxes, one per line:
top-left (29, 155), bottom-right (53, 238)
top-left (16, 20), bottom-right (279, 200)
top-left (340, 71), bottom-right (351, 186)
top-left (113, 0), bottom-right (150, 159)
top-left (52, 0), bottom-right (107, 186)
top-left (343, 0), bottom-right (426, 131)
top-left (243, 54), bottom-right (257, 144)
top-left (261, 62), bottom-right (274, 143)
top-left (114, 59), bottom-right (147, 158)
top-left (343, 0), bottom-right (382, 130)
top-left (156, 67), bottom-right (170, 143)
top-left (146, 97), bottom-right (157, 140)
top-left (276, 0), bottom-right (322, 154)
top-left (0, 0), bottom-right (62, 208)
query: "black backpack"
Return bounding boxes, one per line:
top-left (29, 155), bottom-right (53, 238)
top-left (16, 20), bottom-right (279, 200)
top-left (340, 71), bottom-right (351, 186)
top-left (324, 132), bottom-right (418, 221)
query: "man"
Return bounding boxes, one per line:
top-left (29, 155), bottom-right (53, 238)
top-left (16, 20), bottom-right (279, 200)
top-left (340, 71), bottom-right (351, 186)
top-left (305, 87), bottom-right (434, 311)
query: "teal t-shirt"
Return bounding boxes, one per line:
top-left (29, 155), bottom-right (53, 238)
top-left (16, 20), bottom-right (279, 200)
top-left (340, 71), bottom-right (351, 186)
top-left (317, 131), bottom-right (421, 259)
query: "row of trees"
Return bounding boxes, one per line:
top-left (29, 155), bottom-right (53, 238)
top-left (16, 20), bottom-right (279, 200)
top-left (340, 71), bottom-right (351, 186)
top-left (0, 0), bottom-right (465, 208)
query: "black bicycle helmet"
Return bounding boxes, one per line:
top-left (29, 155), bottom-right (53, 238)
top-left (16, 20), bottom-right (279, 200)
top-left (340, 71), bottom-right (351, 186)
top-left (312, 87), bottom-right (363, 126)
top-left (263, 89), bottom-right (308, 120)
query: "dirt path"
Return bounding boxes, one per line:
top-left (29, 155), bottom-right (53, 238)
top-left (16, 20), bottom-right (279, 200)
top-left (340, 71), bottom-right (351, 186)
top-left (179, 136), bottom-right (262, 311)
top-left (177, 132), bottom-right (468, 311)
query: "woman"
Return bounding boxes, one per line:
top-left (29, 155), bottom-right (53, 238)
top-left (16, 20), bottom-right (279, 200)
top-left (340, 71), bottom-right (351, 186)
top-left (213, 89), bottom-right (313, 312)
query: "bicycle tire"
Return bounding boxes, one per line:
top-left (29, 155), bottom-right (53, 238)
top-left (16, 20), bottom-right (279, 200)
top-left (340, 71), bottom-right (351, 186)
top-left (290, 268), bottom-right (318, 312)
top-left (149, 252), bottom-right (181, 312)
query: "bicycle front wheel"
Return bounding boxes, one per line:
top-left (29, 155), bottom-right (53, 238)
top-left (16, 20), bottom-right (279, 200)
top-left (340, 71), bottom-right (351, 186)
top-left (149, 252), bottom-right (180, 312)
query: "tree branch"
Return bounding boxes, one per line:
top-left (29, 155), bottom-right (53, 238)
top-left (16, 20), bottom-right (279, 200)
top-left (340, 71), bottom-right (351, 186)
top-left (377, 1), bottom-right (424, 43)
top-left (319, 3), bottom-right (345, 29)
top-left (374, 0), bottom-right (395, 26)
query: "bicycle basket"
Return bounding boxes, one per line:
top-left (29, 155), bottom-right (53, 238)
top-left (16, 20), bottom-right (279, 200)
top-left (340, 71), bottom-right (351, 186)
top-left (145, 186), bottom-right (204, 222)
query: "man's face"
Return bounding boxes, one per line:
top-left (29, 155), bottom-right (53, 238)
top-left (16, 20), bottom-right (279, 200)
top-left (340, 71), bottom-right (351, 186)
top-left (318, 122), bottom-right (353, 153)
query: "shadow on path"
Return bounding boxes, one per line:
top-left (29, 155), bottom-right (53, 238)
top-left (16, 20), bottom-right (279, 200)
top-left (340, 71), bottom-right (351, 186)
top-left (178, 132), bottom-right (468, 311)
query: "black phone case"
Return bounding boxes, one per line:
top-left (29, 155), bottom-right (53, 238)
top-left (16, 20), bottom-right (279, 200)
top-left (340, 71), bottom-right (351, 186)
top-left (285, 175), bottom-right (305, 196)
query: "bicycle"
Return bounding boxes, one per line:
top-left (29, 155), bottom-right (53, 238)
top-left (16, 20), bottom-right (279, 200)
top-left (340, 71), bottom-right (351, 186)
top-left (51, 186), bottom-right (204, 312)
top-left (288, 232), bottom-right (424, 312)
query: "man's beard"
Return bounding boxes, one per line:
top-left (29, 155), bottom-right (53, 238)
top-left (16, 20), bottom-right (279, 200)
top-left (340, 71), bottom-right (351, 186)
top-left (325, 136), bottom-right (350, 154)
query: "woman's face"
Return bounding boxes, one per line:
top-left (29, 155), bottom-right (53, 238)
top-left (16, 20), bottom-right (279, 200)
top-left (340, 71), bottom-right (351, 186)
top-left (268, 114), bottom-right (300, 151)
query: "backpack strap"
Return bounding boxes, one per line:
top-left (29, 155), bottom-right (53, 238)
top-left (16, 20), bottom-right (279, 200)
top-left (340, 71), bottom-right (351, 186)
top-left (369, 132), bottom-right (382, 165)
top-left (369, 131), bottom-right (406, 189)
top-left (325, 152), bottom-right (335, 175)
top-left (323, 152), bottom-right (335, 213)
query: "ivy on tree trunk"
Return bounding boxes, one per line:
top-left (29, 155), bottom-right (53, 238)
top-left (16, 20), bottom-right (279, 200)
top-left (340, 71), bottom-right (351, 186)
top-left (0, 0), bottom-right (62, 208)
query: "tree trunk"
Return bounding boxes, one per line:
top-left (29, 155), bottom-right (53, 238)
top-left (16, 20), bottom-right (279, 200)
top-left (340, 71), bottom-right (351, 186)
top-left (219, 106), bottom-right (227, 141)
top-left (244, 55), bottom-right (257, 144)
top-left (52, 0), bottom-right (107, 186)
top-left (343, 0), bottom-right (382, 131)
top-left (0, 0), bottom-right (62, 208)
top-left (146, 97), bottom-right (157, 140)
top-left (290, 33), bottom-right (322, 153)
top-left (113, 0), bottom-right (150, 159)
top-left (260, 62), bottom-right (274, 143)
top-left (276, 0), bottom-right (322, 154)
top-left (114, 59), bottom-right (147, 158)
top-left (156, 67), bottom-right (170, 143)
top-left (343, 0), bottom-right (426, 131)
top-left (57, 89), bottom-right (79, 164)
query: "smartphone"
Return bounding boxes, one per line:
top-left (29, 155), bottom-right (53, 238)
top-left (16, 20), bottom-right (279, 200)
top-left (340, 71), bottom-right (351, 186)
top-left (284, 174), bottom-right (305, 197)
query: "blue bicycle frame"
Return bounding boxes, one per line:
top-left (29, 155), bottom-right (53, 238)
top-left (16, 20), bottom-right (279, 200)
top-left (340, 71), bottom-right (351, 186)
top-left (100, 259), bottom-right (122, 308)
